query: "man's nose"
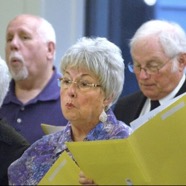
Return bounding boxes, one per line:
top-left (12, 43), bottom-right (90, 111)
top-left (9, 36), bottom-right (20, 50)
top-left (138, 68), bottom-right (150, 79)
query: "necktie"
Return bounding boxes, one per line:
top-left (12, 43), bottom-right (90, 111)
top-left (150, 100), bottom-right (160, 111)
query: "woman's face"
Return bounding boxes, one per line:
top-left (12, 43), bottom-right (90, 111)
top-left (60, 67), bottom-right (109, 128)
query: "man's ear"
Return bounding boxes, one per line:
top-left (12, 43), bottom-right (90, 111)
top-left (47, 41), bottom-right (55, 60)
top-left (178, 53), bottom-right (186, 68)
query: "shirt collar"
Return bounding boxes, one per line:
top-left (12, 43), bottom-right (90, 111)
top-left (57, 109), bottom-right (118, 143)
top-left (141, 74), bottom-right (186, 116)
top-left (159, 74), bottom-right (186, 105)
top-left (3, 67), bottom-right (61, 105)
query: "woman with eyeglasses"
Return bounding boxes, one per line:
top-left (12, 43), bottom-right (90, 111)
top-left (8, 37), bottom-right (132, 185)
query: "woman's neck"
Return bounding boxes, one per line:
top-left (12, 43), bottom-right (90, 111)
top-left (71, 124), bottom-right (93, 142)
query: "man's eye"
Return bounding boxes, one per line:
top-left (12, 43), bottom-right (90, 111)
top-left (134, 64), bottom-right (141, 69)
top-left (6, 37), bottom-right (13, 42)
top-left (147, 65), bottom-right (159, 70)
top-left (22, 35), bottom-right (30, 40)
top-left (148, 63), bottom-right (159, 67)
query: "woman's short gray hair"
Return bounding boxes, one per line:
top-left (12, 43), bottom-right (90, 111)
top-left (130, 20), bottom-right (186, 58)
top-left (0, 57), bottom-right (10, 107)
top-left (60, 37), bottom-right (125, 109)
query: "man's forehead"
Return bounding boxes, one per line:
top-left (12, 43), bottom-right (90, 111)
top-left (8, 16), bottom-right (40, 29)
top-left (7, 18), bottom-right (39, 33)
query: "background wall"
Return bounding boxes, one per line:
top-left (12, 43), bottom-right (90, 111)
top-left (85, 0), bottom-right (186, 97)
top-left (85, 0), bottom-right (154, 97)
top-left (155, 0), bottom-right (186, 30)
top-left (0, 0), bottom-right (85, 73)
top-left (1, 0), bottom-right (186, 97)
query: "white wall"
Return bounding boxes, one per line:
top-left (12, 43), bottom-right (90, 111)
top-left (0, 0), bottom-right (85, 72)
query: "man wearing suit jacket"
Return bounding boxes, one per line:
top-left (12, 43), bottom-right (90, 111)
top-left (114, 20), bottom-right (186, 125)
top-left (0, 57), bottom-right (29, 185)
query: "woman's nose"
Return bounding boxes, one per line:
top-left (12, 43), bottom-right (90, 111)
top-left (67, 84), bottom-right (77, 98)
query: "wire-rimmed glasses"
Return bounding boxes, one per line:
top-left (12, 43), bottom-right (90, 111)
top-left (128, 59), bottom-right (172, 75)
top-left (58, 77), bottom-right (101, 91)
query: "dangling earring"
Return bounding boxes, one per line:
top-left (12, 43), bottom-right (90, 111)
top-left (99, 110), bottom-right (107, 123)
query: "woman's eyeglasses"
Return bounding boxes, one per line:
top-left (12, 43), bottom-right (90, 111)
top-left (58, 77), bottom-right (101, 91)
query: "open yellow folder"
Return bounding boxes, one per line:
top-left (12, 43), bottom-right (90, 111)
top-left (38, 151), bottom-right (80, 185)
top-left (66, 92), bottom-right (186, 185)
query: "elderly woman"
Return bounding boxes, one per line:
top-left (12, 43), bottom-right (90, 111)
top-left (8, 37), bottom-right (132, 185)
top-left (0, 57), bottom-right (29, 185)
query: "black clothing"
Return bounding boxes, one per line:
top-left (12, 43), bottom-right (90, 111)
top-left (0, 119), bottom-right (29, 185)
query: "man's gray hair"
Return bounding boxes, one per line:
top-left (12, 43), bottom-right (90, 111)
top-left (130, 19), bottom-right (186, 59)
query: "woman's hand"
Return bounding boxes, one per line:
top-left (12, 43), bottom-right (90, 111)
top-left (79, 171), bottom-right (97, 185)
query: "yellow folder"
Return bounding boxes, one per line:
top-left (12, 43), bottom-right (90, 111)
top-left (66, 93), bottom-right (186, 185)
top-left (38, 151), bottom-right (80, 185)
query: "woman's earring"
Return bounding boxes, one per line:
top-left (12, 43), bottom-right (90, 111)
top-left (99, 110), bottom-right (107, 123)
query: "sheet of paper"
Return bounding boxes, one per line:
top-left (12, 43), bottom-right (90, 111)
top-left (130, 93), bottom-right (186, 184)
top-left (130, 92), bottom-right (186, 131)
top-left (38, 151), bottom-right (81, 185)
top-left (41, 123), bottom-right (64, 134)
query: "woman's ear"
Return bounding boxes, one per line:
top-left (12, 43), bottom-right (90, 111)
top-left (103, 95), bottom-right (113, 108)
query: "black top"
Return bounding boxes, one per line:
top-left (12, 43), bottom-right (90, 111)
top-left (0, 119), bottom-right (29, 185)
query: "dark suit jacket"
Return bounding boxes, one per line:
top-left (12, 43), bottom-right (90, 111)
top-left (114, 79), bottom-right (186, 125)
top-left (0, 119), bottom-right (29, 185)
